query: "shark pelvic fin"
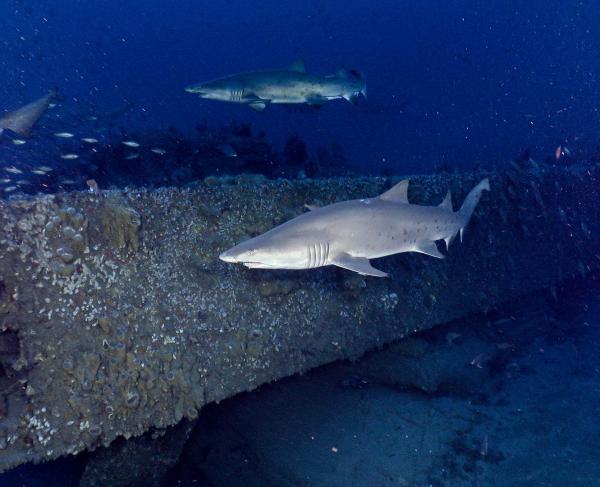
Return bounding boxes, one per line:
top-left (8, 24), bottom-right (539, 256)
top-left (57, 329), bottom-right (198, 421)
top-left (439, 189), bottom-right (453, 210)
top-left (248, 100), bottom-right (268, 112)
top-left (413, 240), bottom-right (445, 259)
top-left (290, 59), bottom-right (306, 72)
top-left (342, 92), bottom-right (360, 105)
top-left (444, 233), bottom-right (457, 250)
top-left (332, 253), bottom-right (388, 277)
top-left (379, 179), bottom-right (409, 203)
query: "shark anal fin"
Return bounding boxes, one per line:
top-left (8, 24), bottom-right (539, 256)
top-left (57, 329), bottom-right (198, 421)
top-left (413, 240), bottom-right (445, 259)
top-left (379, 179), bottom-right (409, 203)
top-left (248, 100), bottom-right (268, 112)
top-left (331, 253), bottom-right (388, 277)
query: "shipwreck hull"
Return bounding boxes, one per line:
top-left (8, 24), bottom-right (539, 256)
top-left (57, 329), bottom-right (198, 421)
top-left (0, 164), bottom-right (598, 471)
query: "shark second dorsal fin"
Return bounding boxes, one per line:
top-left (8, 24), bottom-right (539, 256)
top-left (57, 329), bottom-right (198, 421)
top-left (290, 60), bottom-right (306, 72)
top-left (379, 179), bottom-right (409, 203)
top-left (439, 189), bottom-right (453, 210)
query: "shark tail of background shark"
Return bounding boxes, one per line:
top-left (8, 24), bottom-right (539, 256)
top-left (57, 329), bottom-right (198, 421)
top-left (456, 178), bottom-right (490, 242)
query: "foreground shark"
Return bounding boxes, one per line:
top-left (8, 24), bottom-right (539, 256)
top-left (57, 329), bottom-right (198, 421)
top-left (220, 178), bottom-right (490, 277)
top-left (0, 90), bottom-right (59, 137)
top-left (185, 60), bottom-right (366, 112)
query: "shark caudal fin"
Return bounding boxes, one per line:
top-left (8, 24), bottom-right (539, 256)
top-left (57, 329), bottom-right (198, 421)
top-left (457, 178), bottom-right (490, 242)
top-left (338, 68), bottom-right (367, 103)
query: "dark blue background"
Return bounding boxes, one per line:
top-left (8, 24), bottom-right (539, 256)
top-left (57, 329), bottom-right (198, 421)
top-left (1, 0), bottom-right (599, 173)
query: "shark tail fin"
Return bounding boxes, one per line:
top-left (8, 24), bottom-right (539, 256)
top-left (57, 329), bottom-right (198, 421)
top-left (338, 68), bottom-right (367, 100)
top-left (457, 178), bottom-right (490, 242)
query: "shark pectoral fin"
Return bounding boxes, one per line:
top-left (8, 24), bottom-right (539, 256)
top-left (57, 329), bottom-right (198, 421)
top-left (332, 253), bottom-right (388, 277)
top-left (414, 241), bottom-right (445, 259)
top-left (306, 94), bottom-right (328, 106)
top-left (248, 100), bottom-right (268, 112)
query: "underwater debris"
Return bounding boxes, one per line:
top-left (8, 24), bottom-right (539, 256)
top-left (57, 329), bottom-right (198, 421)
top-left (0, 168), bottom-right (597, 473)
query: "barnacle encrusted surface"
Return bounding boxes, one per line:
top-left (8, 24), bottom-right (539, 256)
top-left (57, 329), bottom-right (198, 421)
top-left (0, 166), bottom-right (598, 471)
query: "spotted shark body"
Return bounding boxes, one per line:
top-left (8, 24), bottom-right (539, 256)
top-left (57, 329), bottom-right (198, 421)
top-left (185, 60), bottom-right (366, 112)
top-left (220, 178), bottom-right (490, 277)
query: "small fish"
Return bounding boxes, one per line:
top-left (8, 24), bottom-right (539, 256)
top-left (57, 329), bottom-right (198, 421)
top-left (4, 186), bottom-right (17, 192)
top-left (125, 153), bottom-right (140, 160)
top-left (122, 140), bottom-right (140, 148)
top-left (5, 166), bottom-right (23, 175)
top-left (16, 179), bottom-right (31, 186)
top-left (0, 178), bottom-right (11, 183)
top-left (470, 352), bottom-right (490, 369)
top-left (31, 170), bottom-right (48, 175)
top-left (60, 154), bottom-right (79, 160)
top-left (217, 143), bottom-right (238, 157)
top-left (59, 179), bottom-right (77, 185)
top-left (555, 145), bottom-right (563, 160)
top-left (81, 137), bottom-right (98, 144)
top-left (12, 139), bottom-right (27, 145)
top-left (151, 148), bottom-right (166, 155)
top-left (54, 132), bottom-right (74, 138)
top-left (86, 116), bottom-right (98, 121)
top-left (36, 165), bottom-right (53, 172)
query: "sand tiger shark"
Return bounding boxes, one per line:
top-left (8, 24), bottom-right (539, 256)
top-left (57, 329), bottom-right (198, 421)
top-left (220, 178), bottom-right (490, 277)
top-left (0, 90), bottom-right (59, 137)
top-left (185, 60), bottom-right (366, 112)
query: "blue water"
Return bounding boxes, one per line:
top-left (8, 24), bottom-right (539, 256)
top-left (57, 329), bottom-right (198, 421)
top-left (1, 1), bottom-right (599, 485)
top-left (2, 0), bottom-right (600, 175)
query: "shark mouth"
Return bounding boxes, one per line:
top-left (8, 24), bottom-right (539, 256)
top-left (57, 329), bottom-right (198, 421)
top-left (243, 262), bottom-right (275, 269)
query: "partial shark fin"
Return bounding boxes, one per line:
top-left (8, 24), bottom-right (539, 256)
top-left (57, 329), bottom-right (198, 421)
top-left (248, 100), bottom-right (268, 112)
top-left (457, 178), bottom-right (490, 241)
top-left (413, 241), bottom-right (445, 259)
top-left (342, 93), bottom-right (360, 105)
top-left (444, 234), bottom-right (456, 250)
top-left (332, 253), bottom-right (388, 277)
top-left (379, 179), bottom-right (409, 203)
top-left (438, 189), bottom-right (453, 211)
top-left (290, 60), bottom-right (306, 72)
top-left (306, 94), bottom-right (328, 106)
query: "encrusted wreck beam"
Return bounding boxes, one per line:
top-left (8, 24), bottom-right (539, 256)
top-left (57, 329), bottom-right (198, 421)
top-left (0, 165), bottom-right (598, 471)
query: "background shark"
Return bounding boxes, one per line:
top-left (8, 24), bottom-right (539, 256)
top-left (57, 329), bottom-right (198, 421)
top-left (0, 90), bottom-right (59, 137)
top-left (185, 60), bottom-right (366, 111)
top-left (220, 178), bottom-right (490, 276)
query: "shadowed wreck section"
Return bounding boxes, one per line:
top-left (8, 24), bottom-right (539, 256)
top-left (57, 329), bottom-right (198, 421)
top-left (0, 164), bottom-right (598, 472)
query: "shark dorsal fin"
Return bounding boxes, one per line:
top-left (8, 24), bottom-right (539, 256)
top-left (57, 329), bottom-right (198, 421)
top-left (379, 179), bottom-right (409, 203)
top-left (289, 60), bottom-right (306, 72)
top-left (439, 189), bottom-right (453, 210)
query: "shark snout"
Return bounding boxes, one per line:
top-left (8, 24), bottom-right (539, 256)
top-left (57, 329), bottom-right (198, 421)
top-left (184, 84), bottom-right (205, 95)
top-left (219, 250), bottom-right (238, 263)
